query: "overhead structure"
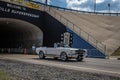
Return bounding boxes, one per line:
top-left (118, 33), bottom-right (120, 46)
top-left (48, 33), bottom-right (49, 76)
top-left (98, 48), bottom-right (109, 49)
top-left (0, 0), bottom-right (120, 57)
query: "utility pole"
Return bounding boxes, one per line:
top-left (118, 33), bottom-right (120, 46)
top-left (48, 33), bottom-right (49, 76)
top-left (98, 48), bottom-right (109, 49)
top-left (108, 3), bottom-right (110, 13)
top-left (94, 0), bottom-right (96, 13)
top-left (45, 0), bottom-right (48, 6)
top-left (108, 3), bottom-right (111, 16)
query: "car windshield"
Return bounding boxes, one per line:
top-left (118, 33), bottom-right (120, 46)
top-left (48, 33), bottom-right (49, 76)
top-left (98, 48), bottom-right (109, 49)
top-left (63, 45), bottom-right (70, 48)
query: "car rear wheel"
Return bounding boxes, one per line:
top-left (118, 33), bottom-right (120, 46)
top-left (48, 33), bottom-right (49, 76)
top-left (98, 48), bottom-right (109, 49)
top-left (60, 52), bottom-right (68, 61)
top-left (39, 51), bottom-right (45, 59)
top-left (76, 55), bottom-right (83, 61)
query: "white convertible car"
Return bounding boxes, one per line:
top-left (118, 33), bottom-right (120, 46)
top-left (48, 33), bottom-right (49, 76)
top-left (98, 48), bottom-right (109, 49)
top-left (36, 46), bottom-right (87, 61)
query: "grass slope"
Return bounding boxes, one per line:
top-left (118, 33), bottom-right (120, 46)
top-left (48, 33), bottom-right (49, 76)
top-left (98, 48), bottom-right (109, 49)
top-left (0, 70), bottom-right (16, 80)
top-left (112, 47), bottom-right (120, 56)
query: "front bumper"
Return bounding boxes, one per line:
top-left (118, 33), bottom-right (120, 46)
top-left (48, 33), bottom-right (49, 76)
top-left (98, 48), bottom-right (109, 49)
top-left (67, 50), bottom-right (87, 58)
top-left (67, 53), bottom-right (85, 59)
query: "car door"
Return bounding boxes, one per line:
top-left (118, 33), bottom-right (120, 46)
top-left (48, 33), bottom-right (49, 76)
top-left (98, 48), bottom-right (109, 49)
top-left (46, 48), bottom-right (59, 57)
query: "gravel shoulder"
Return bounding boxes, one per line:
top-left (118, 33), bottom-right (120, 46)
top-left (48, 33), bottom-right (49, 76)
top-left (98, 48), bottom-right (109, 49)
top-left (0, 59), bottom-right (120, 80)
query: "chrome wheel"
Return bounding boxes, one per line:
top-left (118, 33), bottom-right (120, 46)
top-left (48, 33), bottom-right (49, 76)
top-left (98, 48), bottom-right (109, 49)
top-left (60, 52), bottom-right (68, 61)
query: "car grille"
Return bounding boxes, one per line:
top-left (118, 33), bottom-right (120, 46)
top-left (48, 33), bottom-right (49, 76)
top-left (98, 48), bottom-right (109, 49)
top-left (75, 49), bottom-right (85, 54)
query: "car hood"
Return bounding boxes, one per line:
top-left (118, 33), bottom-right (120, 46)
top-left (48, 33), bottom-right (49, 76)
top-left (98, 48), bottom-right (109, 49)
top-left (58, 47), bottom-right (79, 50)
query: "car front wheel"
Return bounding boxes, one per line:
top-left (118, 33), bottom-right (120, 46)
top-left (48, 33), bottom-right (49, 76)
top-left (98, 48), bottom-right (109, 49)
top-left (76, 55), bottom-right (83, 61)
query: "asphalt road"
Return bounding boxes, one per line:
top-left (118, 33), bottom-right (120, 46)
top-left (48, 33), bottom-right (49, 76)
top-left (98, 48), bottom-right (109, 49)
top-left (0, 54), bottom-right (120, 77)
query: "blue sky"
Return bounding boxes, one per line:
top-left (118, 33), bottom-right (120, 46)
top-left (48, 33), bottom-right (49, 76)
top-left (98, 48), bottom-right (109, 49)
top-left (32, 0), bottom-right (120, 13)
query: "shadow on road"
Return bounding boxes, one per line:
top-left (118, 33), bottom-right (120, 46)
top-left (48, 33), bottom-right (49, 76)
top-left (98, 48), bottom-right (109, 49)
top-left (32, 57), bottom-right (85, 63)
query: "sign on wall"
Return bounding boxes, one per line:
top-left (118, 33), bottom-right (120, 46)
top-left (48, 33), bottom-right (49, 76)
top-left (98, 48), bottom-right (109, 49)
top-left (63, 32), bottom-right (70, 45)
top-left (9, 0), bottom-right (24, 4)
top-left (8, 0), bottom-right (40, 9)
top-left (0, 1), bottom-right (40, 18)
top-left (26, 2), bottom-right (40, 9)
top-left (61, 32), bottom-right (73, 46)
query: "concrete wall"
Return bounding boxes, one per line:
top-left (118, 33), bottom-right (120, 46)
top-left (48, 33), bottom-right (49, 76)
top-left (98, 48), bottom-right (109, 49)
top-left (42, 13), bottom-right (66, 47)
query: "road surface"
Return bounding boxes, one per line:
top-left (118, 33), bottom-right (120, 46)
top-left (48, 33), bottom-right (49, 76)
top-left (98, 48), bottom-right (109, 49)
top-left (0, 54), bottom-right (120, 77)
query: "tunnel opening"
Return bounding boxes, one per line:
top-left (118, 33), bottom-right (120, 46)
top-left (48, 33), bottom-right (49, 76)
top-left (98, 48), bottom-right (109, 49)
top-left (0, 18), bottom-right (43, 48)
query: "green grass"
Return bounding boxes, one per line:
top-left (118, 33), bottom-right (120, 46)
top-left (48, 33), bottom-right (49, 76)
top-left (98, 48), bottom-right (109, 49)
top-left (111, 47), bottom-right (120, 56)
top-left (0, 70), bottom-right (16, 80)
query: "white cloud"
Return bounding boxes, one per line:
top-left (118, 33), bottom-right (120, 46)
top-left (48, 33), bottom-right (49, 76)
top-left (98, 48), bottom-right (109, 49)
top-left (66, 0), bottom-right (87, 4)
top-left (112, 0), bottom-right (116, 2)
top-left (66, 0), bottom-right (88, 11)
top-left (65, 0), bottom-right (120, 12)
top-left (71, 7), bottom-right (91, 11)
top-left (96, 0), bottom-right (105, 4)
top-left (32, 0), bottom-right (51, 4)
top-left (33, 0), bottom-right (120, 13)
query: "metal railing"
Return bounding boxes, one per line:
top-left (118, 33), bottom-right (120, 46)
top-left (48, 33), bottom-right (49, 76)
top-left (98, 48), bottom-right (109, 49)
top-left (3, 0), bottom-right (120, 16)
top-left (46, 5), bottom-right (120, 16)
top-left (25, 0), bottom-right (120, 16)
top-left (28, 0), bottom-right (120, 16)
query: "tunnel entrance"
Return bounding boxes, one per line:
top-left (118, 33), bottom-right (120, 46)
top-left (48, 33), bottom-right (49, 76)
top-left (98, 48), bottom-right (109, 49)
top-left (0, 18), bottom-right (43, 48)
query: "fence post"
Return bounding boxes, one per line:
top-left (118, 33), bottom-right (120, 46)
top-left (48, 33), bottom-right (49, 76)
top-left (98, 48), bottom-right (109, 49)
top-left (73, 24), bottom-right (74, 31)
top-left (78, 27), bottom-right (81, 36)
top-left (24, 48), bottom-right (27, 55)
top-left (8, 48), bottom-right (10, 53)
top-left (60, 15), bottom-right (61, 21)
top-left (104, 45), bottom-right (110, 59)
top-left (54, 11), bottom-right (56, 18)
top-left (96, 40), bottom-right (98, 50)
top-left (87, 34), bottom-right (89, 42)
top-left (66, 19), bottom-right (68, 26)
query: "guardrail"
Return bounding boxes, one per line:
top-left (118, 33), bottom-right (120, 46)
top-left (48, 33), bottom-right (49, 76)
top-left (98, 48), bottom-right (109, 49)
top-left (28, 0), bottom-right (120, 16)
